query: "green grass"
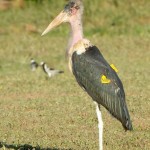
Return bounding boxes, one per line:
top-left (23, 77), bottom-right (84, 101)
top-left (0, 0), bottom-right (150, 149)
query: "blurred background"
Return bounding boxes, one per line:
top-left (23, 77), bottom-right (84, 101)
top-left (0, 0), bottom-right (149, 34)
top-left (0, 0), bottom-right (150, 150)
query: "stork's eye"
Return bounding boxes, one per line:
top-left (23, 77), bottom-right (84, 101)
top-left (75, 6), bottom-right (80, 9)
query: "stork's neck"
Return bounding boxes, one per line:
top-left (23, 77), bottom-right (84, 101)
top-left (67, 17), bottom-right (83, 54)
top-left (70, 20), bottom-right (83, 45)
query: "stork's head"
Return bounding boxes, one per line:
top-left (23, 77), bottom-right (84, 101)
top-left (41, 0), bottom-right (83, 36)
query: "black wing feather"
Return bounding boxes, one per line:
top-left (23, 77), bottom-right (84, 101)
top-left (72, 46), bottom-right (133, 130)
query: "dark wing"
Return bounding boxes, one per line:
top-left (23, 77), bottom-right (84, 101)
top-left (72, 46), bottom-right (133, 130)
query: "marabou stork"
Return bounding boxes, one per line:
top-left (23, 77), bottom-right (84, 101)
top-left (41, 0), bottom-right (133, 149)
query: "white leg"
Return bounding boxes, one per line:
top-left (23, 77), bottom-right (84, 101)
top-left (94, 102), bottom-right (103, 150)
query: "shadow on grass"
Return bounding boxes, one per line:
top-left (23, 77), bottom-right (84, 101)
top-left (0, 142), bottom-right (73, 150)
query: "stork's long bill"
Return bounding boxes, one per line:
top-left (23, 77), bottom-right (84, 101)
top-left (41, 11), bottom-right (69, 36)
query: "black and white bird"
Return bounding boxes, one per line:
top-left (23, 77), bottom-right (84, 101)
top-left (30, 58), bottom-right (39, 71)
top-left (40, 62), bottom-right (64, 77)
top-left (41, 0), bottom-right (133, 149)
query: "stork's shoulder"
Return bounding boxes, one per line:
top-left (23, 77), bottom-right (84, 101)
top-left (68, 39), bottom-right (98, 73)
top-left (73, 39), bottom-right (94, 55)
top-left (72, 39), bottom-right (105, 64)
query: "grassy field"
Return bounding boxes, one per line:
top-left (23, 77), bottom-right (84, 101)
top-left (0, 0), bottom-right (150, 149)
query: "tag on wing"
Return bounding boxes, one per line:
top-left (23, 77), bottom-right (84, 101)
top-left (110, 64), bottom-right (118, 72)
top-left (101, 75), bottom-right (111, 84)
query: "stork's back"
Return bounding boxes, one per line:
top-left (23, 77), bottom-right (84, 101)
top-left (72, 46), bottom-right (133, 130)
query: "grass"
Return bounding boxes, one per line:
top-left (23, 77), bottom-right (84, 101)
top-left (0, 0), bottom-right (150, 149)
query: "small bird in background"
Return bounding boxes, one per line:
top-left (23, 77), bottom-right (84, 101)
top-left (40, 62), bottom-right (64, 77)
top-left (30, 58), bottom-right (39, 71)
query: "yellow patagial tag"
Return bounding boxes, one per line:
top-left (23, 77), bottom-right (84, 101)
top-left (110, 64), bottom-right (118, 72)
top-left (101, 75), bottom-right (111, 84)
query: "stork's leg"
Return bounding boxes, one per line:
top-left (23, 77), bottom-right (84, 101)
top-left (94, 102), bottom-right (103, 150)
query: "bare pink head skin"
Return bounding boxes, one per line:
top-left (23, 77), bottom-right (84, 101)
top-left (41, 0), bottom-right (84, 55)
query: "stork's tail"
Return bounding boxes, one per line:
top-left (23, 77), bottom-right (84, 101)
top-left (122, 106), bottom-right (133, 131)
top-left (124, 120), bottom-right (133, 131)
